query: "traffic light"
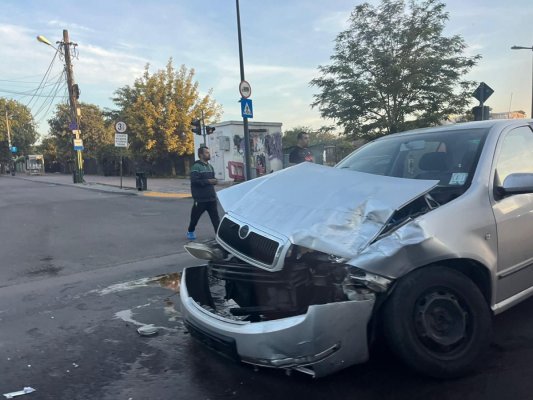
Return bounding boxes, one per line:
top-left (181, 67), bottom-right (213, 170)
top-left (73, 84), bottom-right (80, 99)
top-left (206, 126), bottom-right (216, 135)
top-left (191, 119), bottom-right (202, 135)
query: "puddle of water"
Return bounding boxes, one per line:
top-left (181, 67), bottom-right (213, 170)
top-left (95, 273), bottom-right (184, 332)
top-left (27, 264), bottom-right (63, 276)
top-left (114, 309), bottom-right (177, 333)
top-left (115, 309), bottom-right (145, 326)
top-left (90, 272), bottom-right (181, 296)
top-left (155, 273), bottom-right (181, 293)
top-left (164, 299), bottom-right (181, 322)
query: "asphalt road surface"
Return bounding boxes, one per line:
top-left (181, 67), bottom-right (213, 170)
top-left (1, 176), bottom-right (533, 400)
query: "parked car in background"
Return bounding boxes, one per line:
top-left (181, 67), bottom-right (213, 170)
top-left (181, 120), bottom-right (533, 378)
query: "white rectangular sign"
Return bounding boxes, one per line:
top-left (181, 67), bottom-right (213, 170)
top-left (115, 133), bottom-right (128, 148)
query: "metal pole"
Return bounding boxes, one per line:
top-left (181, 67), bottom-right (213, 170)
top-left (511, 45), bottom-right (533, 118)
top-left (201, 109), bottom-right (206, 146)
top-left (530, 50), bottom-right (533, 118)
top-left (63, 29), bottom-right (83, 183)
top-left (236, 0), bottom-right (252, 181)
top-left (120, 153), bottom-right (123, 189)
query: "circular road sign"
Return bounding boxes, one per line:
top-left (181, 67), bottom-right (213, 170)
top-left (239, 80), bottom-right (252, 99)
top-left (115, 121), bottom-right (127, 133)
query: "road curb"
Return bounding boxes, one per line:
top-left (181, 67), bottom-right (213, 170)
top-left (6, 175), bottom-right (138, 196)
top-left (5, 175), bottom-right (195, 198)
top-left (140, 192), bottom-right (191, 199)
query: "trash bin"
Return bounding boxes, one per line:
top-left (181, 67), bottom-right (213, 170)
top-left (136, 172), bottom-right (147, 191)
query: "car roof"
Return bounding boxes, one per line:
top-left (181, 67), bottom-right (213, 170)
top-left (374, 119), bottom-right (533, 141)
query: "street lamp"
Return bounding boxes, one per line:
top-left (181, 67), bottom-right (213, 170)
top-left (36, 35), bottom-right (59, 51)
top-left (511, 45), bottom-right (533, 118)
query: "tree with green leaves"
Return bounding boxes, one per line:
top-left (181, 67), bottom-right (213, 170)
top-left (47, 102), bottom-right (113, 173)
top-left (112, 59), bottom-right (222, 175)
top-left (311, 0), bottom-right (480, 138)
top-left (0, 97), bottom-right (39, 155)
top-left (282, 125), bottom-right (339, 148)
top-left (35, 136), bottom-right (59, 172)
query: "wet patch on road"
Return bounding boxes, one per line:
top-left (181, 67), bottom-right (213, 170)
top-left (89, 272), bottom-right (181, 296)
top-left (26, 257), bottom-right (63, 276)
top-left (89, 272), bottom-right (185, 339)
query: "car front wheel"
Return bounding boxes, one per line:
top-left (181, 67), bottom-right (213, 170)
top-left (383, 266), bottom-right (491, 378)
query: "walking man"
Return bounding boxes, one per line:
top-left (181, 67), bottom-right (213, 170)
top-left (187, 146), bottom-right (220, 240)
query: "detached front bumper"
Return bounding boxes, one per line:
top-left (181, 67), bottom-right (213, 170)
top-left (180, 265), bottom-right (375, 377)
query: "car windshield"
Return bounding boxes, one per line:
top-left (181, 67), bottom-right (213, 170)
top-left (336, 128), bottom-right (489, 189)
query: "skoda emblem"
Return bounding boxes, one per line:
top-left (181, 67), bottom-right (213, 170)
top-left (238, 225), bottom-right (250, 239)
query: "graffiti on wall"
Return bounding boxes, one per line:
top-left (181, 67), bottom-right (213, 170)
top-left (233, 135), bottom-right (244, 156)
top-left (264, 132), bottom-right (283, 172)
top-left (265, 132), bottom-right (282, 161)
top-left (230, 130), bottom-right (283, 176)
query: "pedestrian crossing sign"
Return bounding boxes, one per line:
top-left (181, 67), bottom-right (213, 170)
top-left (240, 98), bottom-right (253, 119)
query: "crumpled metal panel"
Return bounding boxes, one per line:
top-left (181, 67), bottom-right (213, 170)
top-left (217, 163), bottom-right (437, 258)
top-left (350, 221), bottom-right (445, 276)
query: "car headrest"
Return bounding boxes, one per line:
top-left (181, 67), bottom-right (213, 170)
top-left (419, 152), bottom-right (448, 171)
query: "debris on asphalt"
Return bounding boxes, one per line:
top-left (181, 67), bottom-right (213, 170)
top-left (72, 363), bottom-right (79, 368)
top-left (137, 324), bottom-right (158, 336)
top-left (3, 387), bottom-right (36, 398)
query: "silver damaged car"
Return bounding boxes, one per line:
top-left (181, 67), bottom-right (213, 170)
top-left (180, 120), bottom-right (533, 378)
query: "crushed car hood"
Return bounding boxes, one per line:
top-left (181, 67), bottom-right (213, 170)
top-left (217, 163), bottom-right (438, 258)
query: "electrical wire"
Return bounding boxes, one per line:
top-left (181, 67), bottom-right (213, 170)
top-left (0, 73), bottom-right (51, 83)
top-left (0, 72), bottom-right (64, 101)
top-left (25, 49), bottom-right (60, 110)
top-left (33, 70), bottom-right (67, 121)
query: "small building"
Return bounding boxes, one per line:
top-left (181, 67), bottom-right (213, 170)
top-left (194, 121), bottom-right (283, 182)
top-left (25, 155), bottom-right (44, 175)
top-left (490, 110), bottom-right (527, 120)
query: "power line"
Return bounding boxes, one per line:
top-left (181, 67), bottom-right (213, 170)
top-left (0, 87), bottom-right (66, 98)
top-left (33, 71), bottom-right (67, 121)
top-left (0, 71), bottom-right (65, 89)
top-left (26, 49), bottom-right (60, 110)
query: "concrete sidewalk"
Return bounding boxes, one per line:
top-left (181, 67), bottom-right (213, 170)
top-left (8, 173), bottom-right (196, 198)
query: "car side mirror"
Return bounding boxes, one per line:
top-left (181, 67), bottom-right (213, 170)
top-left (498, 173), bottom-right (533, 197)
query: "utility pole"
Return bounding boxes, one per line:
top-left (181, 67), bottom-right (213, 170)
top-left (5, 109), bottom-right (11, 148)
top-left (5, 108), bottom-right (15, 175)
top-left (62, 29), bottom-right (83, 183)
top-left (236, 0), bottom-right (252, 181)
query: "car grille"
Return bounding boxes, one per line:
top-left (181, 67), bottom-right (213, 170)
top-left (217, 217), bottom-right (280, 266)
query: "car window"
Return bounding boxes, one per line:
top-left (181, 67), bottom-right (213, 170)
top-left (337, 128), bottom-right (488, 189)
top-left (495, 126), bottom-right (533, 184)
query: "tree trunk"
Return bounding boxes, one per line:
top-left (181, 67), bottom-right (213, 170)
top-left (184, 157), bottom-right (191, 176)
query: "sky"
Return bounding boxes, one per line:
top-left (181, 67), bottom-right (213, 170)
top-left (0, 0), bottom-right (532, 139)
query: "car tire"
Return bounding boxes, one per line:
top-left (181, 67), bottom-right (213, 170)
top-left (382, 266), bottom-right (491, 378)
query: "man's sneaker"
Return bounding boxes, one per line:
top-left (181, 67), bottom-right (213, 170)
top-left (186, 231), bottom-right (196, 240)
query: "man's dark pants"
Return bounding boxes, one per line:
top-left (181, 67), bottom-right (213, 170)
top-left (188, 200), bottom-right (220, 233)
